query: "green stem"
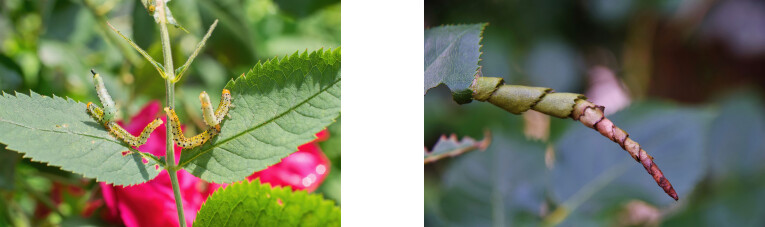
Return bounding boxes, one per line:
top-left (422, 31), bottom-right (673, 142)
top-left (156, 1), bottom-right (185, 226)
top-left (165, 80), bottom-right (186, 227)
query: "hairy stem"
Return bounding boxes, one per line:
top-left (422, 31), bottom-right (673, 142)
top-left (156, 1), bottom-right (186, 226)
top-left (471, 76), bottom-right (678, 201)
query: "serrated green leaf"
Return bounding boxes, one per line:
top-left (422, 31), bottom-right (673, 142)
top-left (424, 23), bottom-right (486, 104)
top-left (0, 92), bottom-right (161, 186)
top-left (179, 48), bottom-right (341, 183)
top-left (194, 179), bottom-right (341, 227)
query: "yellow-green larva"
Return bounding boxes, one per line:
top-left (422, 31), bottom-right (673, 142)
top-left (199, 89), bottom-right (232, 127)
top-left (145, 0), bottom-right (156, 14)
top-left (87, 102), bottom-right (162, 147)
top-left (91, 69), bottom-right (117, 122)
top-left (164, 107), bottom-right (221, 148)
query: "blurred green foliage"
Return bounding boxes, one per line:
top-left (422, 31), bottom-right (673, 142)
top-left (0, 0), bottom-right (339, 225)
top-left (426, 0), bottom-right (765, 226)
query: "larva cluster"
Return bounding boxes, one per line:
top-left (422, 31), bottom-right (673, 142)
top-left (165, 89), bottom-right (232, 148)
top-left (164, 107), bottom-right (222, 148)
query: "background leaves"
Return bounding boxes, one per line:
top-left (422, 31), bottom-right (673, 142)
top-left (437, 131), bottom-right (547, 226)
top-left (706, 91), bottom-right (765, 181)
top-left (0, 146), bottom-right (20, 190)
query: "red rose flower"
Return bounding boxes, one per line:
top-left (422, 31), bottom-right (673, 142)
top-left (245, 132), bottom-right (331, 192)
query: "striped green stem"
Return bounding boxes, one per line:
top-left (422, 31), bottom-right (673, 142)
top-left (471, 76), bottom-right (678, 201)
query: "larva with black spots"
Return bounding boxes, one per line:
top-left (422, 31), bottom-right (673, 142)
top-left (214, 89), bottom-right (233, 123)
top-left (199, 89), bottom-right (233, 127)
top-left (164, 107), bottom-right (221, 148)
top-left (87, 102), bottom-right (162, 147)
top-left (87, 102), bottom-right (105, 123)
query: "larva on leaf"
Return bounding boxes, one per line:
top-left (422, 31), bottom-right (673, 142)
top-left (91, 69), bottom-right (117, 122)
top-left (86, 102), bottom-right (105, 123)
top-left (164, 107), bottom-right (221, 148)
top-left (215, 89), bottom-right (233, 122)
top-left (107, 118), bottom-right (163, 147)
top-left (199, 89), bottom-right (233, 127)
top-left (87, 102), bottom-right (162, 147)
top-left (199, 91), bottom-right (217, 127)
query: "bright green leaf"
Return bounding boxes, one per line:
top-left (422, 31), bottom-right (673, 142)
top-left (179, 48), bottom-right (341, 183)
top-left (0, 92), bottom-right (161, 186)
top-left (424, 23), bottom-right (486, 104)
top-left (194, 179), bottom-right (341, 227)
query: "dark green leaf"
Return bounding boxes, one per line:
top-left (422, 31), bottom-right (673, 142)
top-left (132, 0), bottom-right (158, 48)
top-left (273, 0), bottom-right (339, 18)
top-left (319, 117), bottom-right (340, 159)
top-left (424, 23), bottom-right (486, 104)
top-left (707, 91), bottom-right (765, 181)
top-left (179, 48), bottom-right (341, 183)
top-left (663, 174), bottom-right (765, 226)
top-left (438, 131), bottom-right (547, 226)
top-left (194, 179), bottom-right (341, 227)
top-left (0, 92), bottom-right (161, 186)
top-left (198, 0), bottom-right (258, 64)
top-left (0, 146), bottom-right (19, 190)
